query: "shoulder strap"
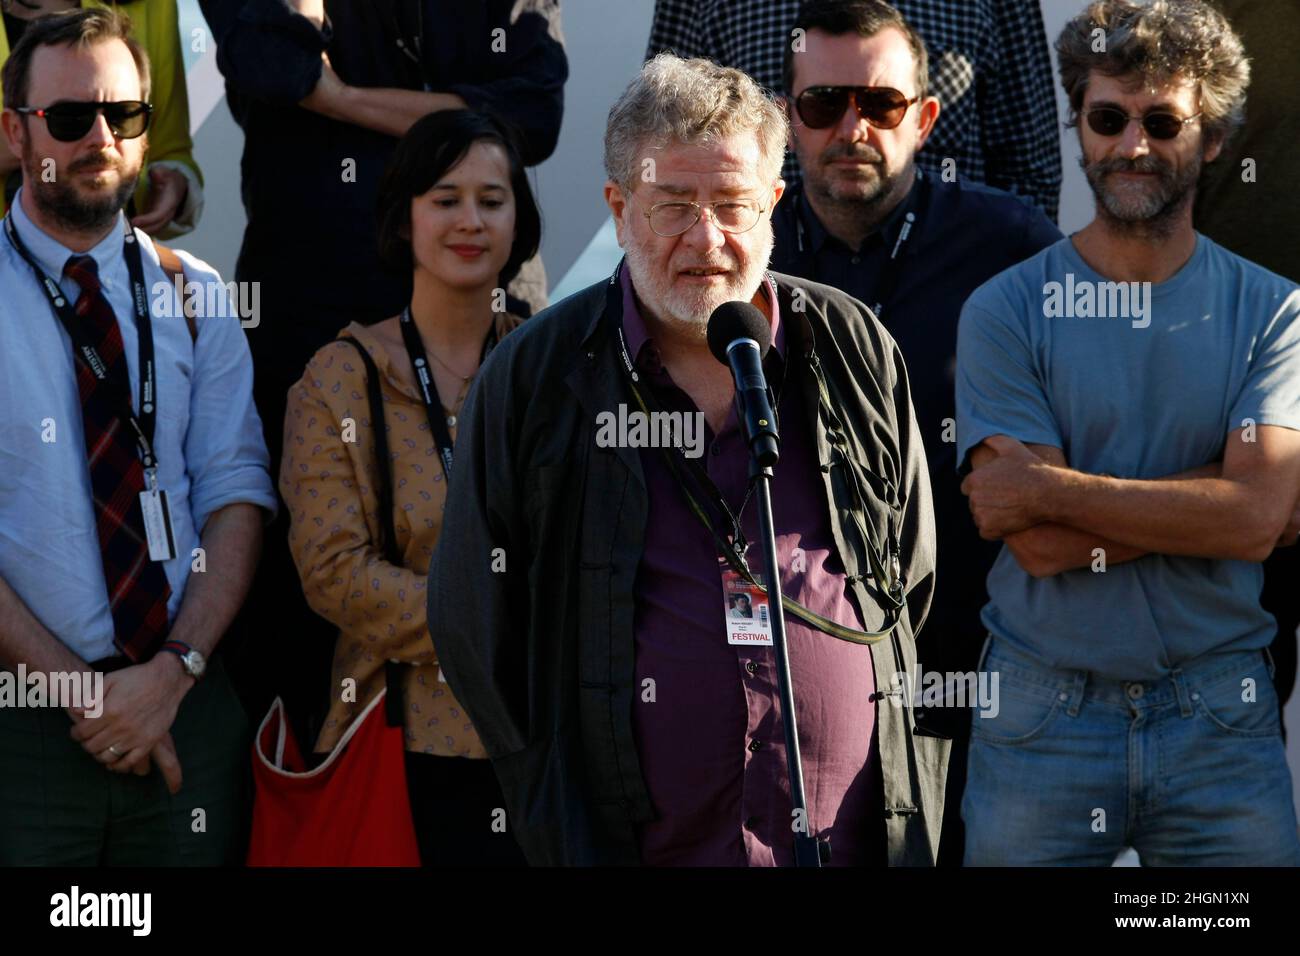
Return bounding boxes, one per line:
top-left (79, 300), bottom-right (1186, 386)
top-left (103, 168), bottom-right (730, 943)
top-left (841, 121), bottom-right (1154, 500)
top-left (335, 337), bottom-right (401, 564)
top-left (153, 241), bottom-right (199, 344)
top-left (335, 336), bottom-right (405, 727)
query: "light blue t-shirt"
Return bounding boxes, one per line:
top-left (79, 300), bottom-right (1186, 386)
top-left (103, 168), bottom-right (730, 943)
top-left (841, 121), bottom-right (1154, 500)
top-left (956, 234), bottom-right (1300, 680)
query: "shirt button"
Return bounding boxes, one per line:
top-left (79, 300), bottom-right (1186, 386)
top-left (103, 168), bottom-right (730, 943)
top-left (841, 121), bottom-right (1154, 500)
top-left (1126, 683), bottom-right (1144, 700)
top-left (745, 661), bottom-right (759, 675)
top-left (711, 444), bottom-right (722, 456)
top-left (748, 739), bottom-right (762, 752)
top-left (850, 255), bottom-right (860, 265)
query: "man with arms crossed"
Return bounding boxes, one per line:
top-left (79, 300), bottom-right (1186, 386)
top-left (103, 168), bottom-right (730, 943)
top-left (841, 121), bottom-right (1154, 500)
top-left (956, 0), bottom-right (1300, 865)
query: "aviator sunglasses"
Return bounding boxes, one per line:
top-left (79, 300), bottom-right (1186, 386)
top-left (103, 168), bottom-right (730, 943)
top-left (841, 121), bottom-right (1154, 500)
top-left (794, 86), bottom-right (920, 130)
top-left (1084, 105), bottom-right (1201, 141)
top-left (14, 100), bottom-right (153, 142)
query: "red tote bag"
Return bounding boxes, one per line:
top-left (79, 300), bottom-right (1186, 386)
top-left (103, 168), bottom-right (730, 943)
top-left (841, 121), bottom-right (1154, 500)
top-left (247, 690), bottom-right (421, 867)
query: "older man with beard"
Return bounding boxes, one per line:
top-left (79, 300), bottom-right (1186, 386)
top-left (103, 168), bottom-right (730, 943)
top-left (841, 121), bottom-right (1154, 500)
top-left (0, 9), bottom-right (274, 864)
top-left (955, 0), bottom-right (1300, 865)
top-left (428, 53), bottom-right (947, 866)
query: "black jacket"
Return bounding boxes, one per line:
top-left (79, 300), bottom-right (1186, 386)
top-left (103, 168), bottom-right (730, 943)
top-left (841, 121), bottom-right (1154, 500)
top-left (199, 0), bottom-right (567, 321)
top-left (428, 270), bottom-right (949, 865)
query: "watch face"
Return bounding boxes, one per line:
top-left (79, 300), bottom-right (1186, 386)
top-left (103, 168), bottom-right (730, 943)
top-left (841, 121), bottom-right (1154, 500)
top-left (184, 651), bottom-right (206, 679)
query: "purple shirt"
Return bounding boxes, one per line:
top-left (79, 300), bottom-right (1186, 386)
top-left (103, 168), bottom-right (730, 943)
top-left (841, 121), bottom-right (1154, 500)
top-left (625, 269), bottom-right (883, 866)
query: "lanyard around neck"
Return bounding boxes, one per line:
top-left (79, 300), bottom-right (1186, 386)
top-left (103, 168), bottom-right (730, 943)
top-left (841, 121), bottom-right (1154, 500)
top-left (793, 176), bottom-right (923, 321)
top-left (5, 212), bottom-right (161, 473)
top-left (603, 261), bottom-right (906, 646)
top-left (397, 305), bottom-right (499, 484)
top-left (606, 263), bottom-right (770, 563)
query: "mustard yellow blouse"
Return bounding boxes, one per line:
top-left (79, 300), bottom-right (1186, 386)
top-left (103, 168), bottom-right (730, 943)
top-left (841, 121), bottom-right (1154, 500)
top-left (281, 316), bottom-right (520, 758)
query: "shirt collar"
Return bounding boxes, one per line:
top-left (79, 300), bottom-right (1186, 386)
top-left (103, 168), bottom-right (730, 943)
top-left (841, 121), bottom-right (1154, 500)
top-left (10, 187), bottom-right (129, 290)
top-left (796, 167), bottom-right (925, 256)
top-left (619, 262), bottom-right (785, 371)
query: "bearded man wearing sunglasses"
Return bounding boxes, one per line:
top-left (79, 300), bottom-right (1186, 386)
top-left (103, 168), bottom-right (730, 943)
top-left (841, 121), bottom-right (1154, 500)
top-left (770, 0), bottom-right (1062, 867)
top-left (956, 0), bottom-right (1300, 865)
top-left (0, 8), bottom-right (276, 864)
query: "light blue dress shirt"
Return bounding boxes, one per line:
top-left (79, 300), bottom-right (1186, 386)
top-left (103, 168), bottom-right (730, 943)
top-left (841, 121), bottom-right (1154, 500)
top-left (0, 191), bottom-right (277, 662)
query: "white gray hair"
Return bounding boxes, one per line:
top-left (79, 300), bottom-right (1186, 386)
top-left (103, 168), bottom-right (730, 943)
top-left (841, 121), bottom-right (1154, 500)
top-left (604, 53), bottom-right (788, 190)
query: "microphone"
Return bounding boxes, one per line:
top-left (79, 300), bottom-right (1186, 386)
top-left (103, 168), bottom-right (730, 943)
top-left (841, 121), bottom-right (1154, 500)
top-left (707, 301), bottom-right (780, 467)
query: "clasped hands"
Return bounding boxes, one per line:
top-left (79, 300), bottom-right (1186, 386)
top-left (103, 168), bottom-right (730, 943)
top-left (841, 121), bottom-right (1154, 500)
top-left (66, 654), bottom-right (194, 795)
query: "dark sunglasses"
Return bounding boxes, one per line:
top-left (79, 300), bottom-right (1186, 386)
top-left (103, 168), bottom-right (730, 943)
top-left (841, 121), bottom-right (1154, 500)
top-left (14, 100), bottom-right (152, 142)
top-left (794, 86), bottom-right (919, 130)
top-left (1084, 106), bottom-right (1201, 141)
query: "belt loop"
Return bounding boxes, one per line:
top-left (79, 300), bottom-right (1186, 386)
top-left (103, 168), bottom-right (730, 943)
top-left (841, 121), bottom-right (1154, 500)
top-left (1171, 667), bottom-right (1193, 718)
top-left (1066, 669), bottom-right (1087, 718)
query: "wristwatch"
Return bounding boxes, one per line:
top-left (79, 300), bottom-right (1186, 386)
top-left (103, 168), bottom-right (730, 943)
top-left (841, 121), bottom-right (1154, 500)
top-left (159, 640), bottom-right (206, 681)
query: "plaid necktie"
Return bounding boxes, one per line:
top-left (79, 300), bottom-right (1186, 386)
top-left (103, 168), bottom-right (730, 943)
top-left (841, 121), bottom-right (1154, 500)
top-left (63, 254), bottom-right (171, 661)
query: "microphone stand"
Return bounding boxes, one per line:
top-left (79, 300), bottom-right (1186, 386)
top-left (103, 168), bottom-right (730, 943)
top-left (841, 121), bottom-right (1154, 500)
top-left (748, 455), bottom-right (828, 868)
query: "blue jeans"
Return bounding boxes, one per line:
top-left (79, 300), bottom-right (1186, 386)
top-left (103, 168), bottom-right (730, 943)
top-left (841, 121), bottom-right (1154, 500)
top-left (962, 637), bottom-right (1300, 866)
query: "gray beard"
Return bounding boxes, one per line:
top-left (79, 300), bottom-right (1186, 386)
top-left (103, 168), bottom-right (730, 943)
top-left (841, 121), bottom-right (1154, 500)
top-left (622, 223), bottom-right (775, 339)
top-left (1083, 153), bottom-right (1200, 241)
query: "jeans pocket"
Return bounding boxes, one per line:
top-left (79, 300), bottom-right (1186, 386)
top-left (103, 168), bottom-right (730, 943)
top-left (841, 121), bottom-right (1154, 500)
top-left (1190, 659), bottom-right (1280, 738)
top-left (969, 672), bottom-right (1062, 746)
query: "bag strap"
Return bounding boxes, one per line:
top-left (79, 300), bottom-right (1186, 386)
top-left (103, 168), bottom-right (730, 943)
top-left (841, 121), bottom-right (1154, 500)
top-left (152, 241), bottom-right (199, 344)
top-left (336, 336), bottom-right (405, 728)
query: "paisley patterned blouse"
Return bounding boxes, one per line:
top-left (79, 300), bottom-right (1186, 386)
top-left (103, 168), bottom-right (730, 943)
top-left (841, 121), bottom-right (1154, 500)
top-left (280, 315), bottom-right (520, 757)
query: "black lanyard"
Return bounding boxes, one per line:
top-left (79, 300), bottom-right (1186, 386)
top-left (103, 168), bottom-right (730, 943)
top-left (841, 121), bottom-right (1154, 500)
top-left (5, 213), bottom-right (161, 475)
top-left (397, 306), bottom-right (498, 483)
top-left (603, 260), bottom-right (906, 646)
top-left (606, 262), bottom-right (778, 566)
top-left (793, 171), bottom-right (925, 321)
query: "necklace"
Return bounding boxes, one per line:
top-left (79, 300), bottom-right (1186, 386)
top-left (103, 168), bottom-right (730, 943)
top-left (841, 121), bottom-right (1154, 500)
top-left (424, 347), bottom-right (476, 427)
top-left (443, 376), bottom-right (472, 427)
top-left (424, 343), bottom-right (476, 384)
top-left (398, 307), bottom-right (500, 434)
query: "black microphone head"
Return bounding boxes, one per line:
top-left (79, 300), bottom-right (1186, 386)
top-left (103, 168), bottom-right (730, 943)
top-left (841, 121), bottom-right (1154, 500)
top-left (707, 301), bottom-right (771, 366)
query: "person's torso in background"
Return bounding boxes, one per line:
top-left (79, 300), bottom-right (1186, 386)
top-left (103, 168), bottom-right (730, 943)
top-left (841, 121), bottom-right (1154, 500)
top-left (1195, 0), bottom-right (1300, 283)
top-left (770, 173), bottom-right (1061, 665)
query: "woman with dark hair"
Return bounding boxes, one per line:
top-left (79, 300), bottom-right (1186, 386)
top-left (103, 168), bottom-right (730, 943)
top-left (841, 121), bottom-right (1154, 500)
top-left (280, 109), bottom-right (537, 866)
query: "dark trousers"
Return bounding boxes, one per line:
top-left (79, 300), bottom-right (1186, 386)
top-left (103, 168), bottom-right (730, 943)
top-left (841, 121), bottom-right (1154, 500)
top-left (0, 656), bottom-right (250, 865)
top-left (404, 752), bottom-right (527, 867)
